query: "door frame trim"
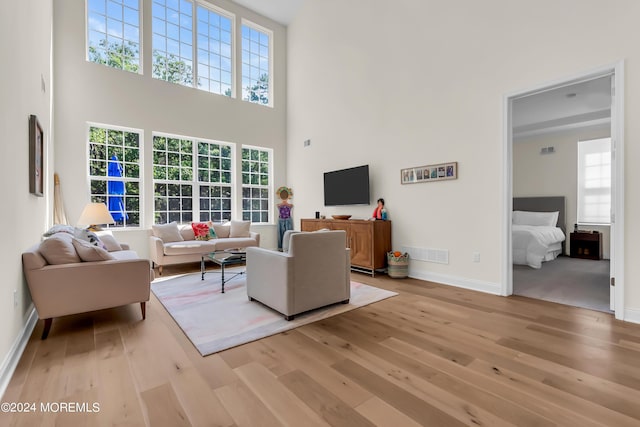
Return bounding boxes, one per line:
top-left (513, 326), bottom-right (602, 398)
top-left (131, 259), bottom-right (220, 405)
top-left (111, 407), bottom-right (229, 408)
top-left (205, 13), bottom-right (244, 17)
top-left (501, 61), bottom-right (625, 319)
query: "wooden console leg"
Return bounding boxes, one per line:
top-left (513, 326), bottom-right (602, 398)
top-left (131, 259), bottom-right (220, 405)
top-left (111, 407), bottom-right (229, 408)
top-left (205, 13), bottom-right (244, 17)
top-left (140, 302), bottom-right (146, 320)
top-left (41, 318), bottom-right (52, 340)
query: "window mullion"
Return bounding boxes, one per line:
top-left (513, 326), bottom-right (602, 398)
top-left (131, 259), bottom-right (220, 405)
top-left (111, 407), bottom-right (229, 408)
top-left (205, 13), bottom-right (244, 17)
top-left (192, 1), bottom-right (197, 88)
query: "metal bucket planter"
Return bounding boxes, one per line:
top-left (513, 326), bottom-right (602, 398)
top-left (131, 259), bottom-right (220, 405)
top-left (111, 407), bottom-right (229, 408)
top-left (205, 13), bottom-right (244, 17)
top-left (387, 252), bottom-right (409, 278)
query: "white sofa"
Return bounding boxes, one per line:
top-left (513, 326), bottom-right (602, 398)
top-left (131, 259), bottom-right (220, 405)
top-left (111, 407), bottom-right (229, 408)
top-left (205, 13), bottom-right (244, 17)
top-left (149, 221), bottom-right (260, 274)
top-left (246, 230), bottom-right (350, 320)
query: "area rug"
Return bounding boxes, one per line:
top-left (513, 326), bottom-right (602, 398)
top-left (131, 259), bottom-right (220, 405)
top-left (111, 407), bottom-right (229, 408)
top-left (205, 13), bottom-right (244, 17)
top-left (151, 270), bottom-right (397, 356)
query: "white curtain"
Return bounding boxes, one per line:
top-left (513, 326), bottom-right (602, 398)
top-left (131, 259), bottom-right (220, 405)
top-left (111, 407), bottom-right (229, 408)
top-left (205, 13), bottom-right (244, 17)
top-left (53, 173), bottom-right (69, 225)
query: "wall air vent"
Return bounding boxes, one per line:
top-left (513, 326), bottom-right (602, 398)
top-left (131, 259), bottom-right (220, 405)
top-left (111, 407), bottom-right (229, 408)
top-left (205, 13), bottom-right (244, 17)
top-left (401, 246), bottom-right (449, 264)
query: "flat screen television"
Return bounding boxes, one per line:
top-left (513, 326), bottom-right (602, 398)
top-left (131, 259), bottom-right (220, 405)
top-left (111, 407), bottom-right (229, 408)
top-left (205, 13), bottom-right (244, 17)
top-left (324, 165), bottom-right (370, 206)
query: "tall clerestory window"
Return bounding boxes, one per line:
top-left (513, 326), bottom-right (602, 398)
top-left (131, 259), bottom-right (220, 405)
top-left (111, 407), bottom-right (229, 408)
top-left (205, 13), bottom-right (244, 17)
top-left (87, 0), bottom-right (141, 73)
top-left (152, 0), bottom-right (234, 96)
top-left (241, 21), bottom-right (271, 106)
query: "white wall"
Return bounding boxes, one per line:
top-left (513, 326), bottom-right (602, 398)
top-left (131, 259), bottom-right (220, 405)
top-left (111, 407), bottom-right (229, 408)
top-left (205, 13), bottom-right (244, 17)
top-left (514, 126), bottom-right (611, 258)
top-left (287, 0), bottom-right (640, 308)
top-left (53, 0), bottom-right (287, 254)
top-left (0, 0), bottom-right (52, 383)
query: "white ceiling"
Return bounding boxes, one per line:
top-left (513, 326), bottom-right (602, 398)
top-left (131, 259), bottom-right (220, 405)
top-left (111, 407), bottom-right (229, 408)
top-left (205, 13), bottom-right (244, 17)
top-left (230, 0), bottom-right (307, 25)
top-left (513, 76), bottom-right (612, 140)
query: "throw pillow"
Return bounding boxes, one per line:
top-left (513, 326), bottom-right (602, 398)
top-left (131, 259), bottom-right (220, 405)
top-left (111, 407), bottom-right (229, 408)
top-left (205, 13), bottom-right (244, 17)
top-left (72, 238), bottom-right (115, 262)
top-left (74, 228), bottom-right (105, 248)
top-left (191, 222), bottom-right (211, 241)
top-left (210, 223), bottom-right (231, 239)
top-left (96, 233), bottom-right (123, 252)
top-left (39, 233), bottom-right (82, 265)
top-left (208, 223), bottom-right (218, 239)
top-left (229, 220), bottom-right (251, 238)
top-left (43, 224), bottom-right (75, 237)
top-left (151, 222), bottom-right (184, 243)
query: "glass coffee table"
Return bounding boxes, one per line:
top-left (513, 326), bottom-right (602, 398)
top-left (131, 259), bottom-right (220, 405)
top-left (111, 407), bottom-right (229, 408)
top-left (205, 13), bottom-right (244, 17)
top-left (201, 249), bottom-right (247, 293)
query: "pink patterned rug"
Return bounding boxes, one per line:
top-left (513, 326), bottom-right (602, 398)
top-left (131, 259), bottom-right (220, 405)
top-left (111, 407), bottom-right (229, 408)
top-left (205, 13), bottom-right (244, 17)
top-left (151, 269), bottom-right (397, 356)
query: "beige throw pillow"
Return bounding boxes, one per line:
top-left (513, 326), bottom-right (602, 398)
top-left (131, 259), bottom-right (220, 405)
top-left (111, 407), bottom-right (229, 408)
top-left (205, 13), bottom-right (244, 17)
top-left (72, 238), bottom-right (115, 262)
top-left (210, 223), bottom-right (231, 238)
top-left (96, 233), bottom-right (123, 252)
top-left (152, 222), bottom-right (184, 243)
top-left (39, 233), bottom-right (82, 265)
top-left (229, 220), bottom-right (251, 238)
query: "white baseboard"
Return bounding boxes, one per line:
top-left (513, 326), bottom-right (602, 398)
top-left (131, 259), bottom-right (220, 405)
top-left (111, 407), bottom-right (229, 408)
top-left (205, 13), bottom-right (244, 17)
top-left (408, 269), bottom-right (502, 295)
top-left (0, 306), bottom-right (37, 400)
top-left (623, 308), bottom-right (640, 324)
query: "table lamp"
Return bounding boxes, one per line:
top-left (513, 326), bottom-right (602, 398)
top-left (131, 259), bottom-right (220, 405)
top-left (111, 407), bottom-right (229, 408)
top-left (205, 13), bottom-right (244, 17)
top-left (77, 202), bottom-right (115, 231)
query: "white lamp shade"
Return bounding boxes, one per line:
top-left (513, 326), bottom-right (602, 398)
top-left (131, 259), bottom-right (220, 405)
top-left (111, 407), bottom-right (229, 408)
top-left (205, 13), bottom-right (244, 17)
top-left (77, 203), bottom-right (115, 226)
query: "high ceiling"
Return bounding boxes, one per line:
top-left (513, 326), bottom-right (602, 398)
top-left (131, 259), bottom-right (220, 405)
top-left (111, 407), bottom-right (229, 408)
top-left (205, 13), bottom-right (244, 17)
top-left (230, 0), bottom-right (307, 25)
top-left (513, 76), bottom-right (612, 140)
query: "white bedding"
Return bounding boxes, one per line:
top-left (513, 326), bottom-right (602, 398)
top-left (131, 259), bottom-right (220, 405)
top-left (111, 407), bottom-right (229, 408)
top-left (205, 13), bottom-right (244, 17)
top-left (512, 225), bottom-right (565, 269)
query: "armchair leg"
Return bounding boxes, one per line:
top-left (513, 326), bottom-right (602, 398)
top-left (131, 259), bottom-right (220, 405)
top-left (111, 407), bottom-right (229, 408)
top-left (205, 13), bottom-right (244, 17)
top-left (285, 315), bottom-right (294, 321)
top-left (158, 265), bottom-right (163, 276)
top-left (140, 302), bottom-right (146, 320)
top-left (41, 318), bottom-right (52, 340)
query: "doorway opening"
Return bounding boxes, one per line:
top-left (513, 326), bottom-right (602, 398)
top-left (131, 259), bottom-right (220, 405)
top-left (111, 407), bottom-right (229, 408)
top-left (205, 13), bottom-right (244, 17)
top-left (502, 63), bottom-right (625, 319)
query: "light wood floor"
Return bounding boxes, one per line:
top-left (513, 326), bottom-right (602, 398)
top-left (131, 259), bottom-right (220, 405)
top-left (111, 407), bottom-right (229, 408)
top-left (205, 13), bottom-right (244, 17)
top-left (3, 264), bottom-right (640, 426)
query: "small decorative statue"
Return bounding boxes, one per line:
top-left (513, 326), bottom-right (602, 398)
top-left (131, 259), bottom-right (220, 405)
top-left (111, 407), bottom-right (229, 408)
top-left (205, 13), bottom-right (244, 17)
top-left (276, 186), bottom-right (293, 250)
top-left (372, 198), bottom-right (387, 220)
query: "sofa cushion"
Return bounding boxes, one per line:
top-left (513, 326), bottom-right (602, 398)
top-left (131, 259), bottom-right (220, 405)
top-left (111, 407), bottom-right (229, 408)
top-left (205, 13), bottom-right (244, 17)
top-left (229, 220), bottom-right (251, 238)
top-left (213, 237), bottom-right (258, 251)
top-left (152, 222), bottom-right (184, 243)
top-left (110, 250), bottom-right (141, 261)
top-left (163, 240), bottom-right (217, 256)
top-left (210, 223), bottom-right (230, 239)
top-left (72, 238), bottom-right (115, 262)
top-left (39, 233), bottom-right (82, 265)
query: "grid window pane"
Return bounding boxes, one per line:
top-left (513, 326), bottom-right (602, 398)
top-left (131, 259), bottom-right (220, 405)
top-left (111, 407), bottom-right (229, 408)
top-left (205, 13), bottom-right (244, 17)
top-left (241, 23), bottom-right (270, 105)
top-left (577, 138), bottom-right (611, 224)
top-left (196, 6), bottom-right (233, 96)
top-left (241, 147), bottom-right (271, 224)
top-left (88, 124), bottom-right (141, 228)
top-left (154, 133), bottom-right (235, 224)
top-left (152, 0), bottom-right (194, 86)
top-left (87, 0), bottom-right (140, 73)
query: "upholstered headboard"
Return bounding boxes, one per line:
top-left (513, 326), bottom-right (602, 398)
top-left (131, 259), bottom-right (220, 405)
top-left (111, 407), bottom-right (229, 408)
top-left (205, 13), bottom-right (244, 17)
top-left (513, 196), bottom-right (566, 235)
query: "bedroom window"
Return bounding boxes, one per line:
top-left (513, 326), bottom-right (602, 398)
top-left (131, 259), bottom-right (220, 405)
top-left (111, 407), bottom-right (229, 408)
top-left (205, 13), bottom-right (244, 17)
top-left (153, 133), bottom-right (233, 224)
top-left (88, 124), bottom-right (142, 227)
top-left (241, 146), bottom-right (272, 223)
top-left (241, 21), bottom-right (272, 106)
top-left (87, 0), bottom-right (141, 73)
top-left (577, 137), bottom-right (611, 225)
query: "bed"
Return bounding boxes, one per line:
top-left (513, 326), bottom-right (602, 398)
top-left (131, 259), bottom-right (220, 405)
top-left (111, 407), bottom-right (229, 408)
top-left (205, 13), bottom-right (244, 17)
top-left (512, 197), bottom-right (566, 269)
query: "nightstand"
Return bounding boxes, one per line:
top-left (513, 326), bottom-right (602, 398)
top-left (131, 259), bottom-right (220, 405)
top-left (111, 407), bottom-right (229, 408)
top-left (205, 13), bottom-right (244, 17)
top-left (569, 232), bottom-right (602, 260)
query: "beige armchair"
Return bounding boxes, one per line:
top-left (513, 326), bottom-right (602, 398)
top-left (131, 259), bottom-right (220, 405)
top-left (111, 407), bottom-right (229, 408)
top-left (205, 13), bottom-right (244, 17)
top-left (22, 236), bottom-right (153, 339)
top-left (246, 230), bottom-right (350, 320)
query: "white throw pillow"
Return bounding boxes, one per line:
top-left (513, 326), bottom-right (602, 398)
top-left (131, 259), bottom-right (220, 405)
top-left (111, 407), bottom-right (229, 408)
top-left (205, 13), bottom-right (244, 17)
top-left (96, 233), bottom-right (123, 252)
top-left (210, 223), bottom-right (231, 238)
top-left (39, 233), bottom-right (82, 265)
top-left (72, 238), bottom-right (115, 262)
top-left (152, 222), bottom-right (184, 243)
top-left (512, 210), bottom-right (559, 227)
top-left (229, 220), bottom-right (251, 238)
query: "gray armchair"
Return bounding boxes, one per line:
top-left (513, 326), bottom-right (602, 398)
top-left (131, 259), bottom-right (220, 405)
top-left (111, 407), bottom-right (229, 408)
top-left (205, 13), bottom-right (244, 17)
top-left (246, 230), bottom-right (350, 320)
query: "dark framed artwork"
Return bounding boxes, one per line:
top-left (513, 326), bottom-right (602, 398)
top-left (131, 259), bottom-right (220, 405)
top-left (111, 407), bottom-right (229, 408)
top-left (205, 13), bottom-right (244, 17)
top-left (29, 114), bottom-right (44, 196)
